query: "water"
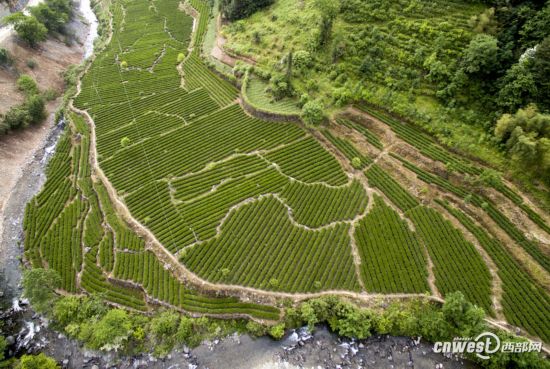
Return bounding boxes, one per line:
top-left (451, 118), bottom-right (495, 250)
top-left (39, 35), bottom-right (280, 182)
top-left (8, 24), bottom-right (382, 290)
top-left (0, 0), bottom-right (99, 50)
top-left (79, 0), bottom-right (99, 58)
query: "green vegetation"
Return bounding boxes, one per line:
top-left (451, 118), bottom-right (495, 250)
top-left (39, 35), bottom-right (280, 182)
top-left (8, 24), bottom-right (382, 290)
top-left (16, 354), bottom-right (59, 369)
top-left (20, 0), bottom-right (550, 354)
top-left (407, 206), bottom-right (492, 313)
top-left (365, 165), bottom-right (419, 212)
top-left (355, 196), bottom-right (429, 293)
top-left (29, 0), bottom-right (72, 33)
top-left (181, 196), bottom-right (360, 292)
top-left (23, 111), bottom-right (279, 318)
top-left (1, 75), bottom-right (46, 134)
top-left (439, 200), bottom-right (550, 342)
top-left (281, 179), bottom-right (367, 227)
top-left (337, 117), bottom-right (383, 150)
top-left (222, 0), bottom-right (550, 190)
top-left (392, 154), bottom-right (550, 272)
top-left (242, 75), bottom-right (301, 115)
top-left (264, 137), bottom-right (347, 185)
top-left (220, 0), bottom-right (274, 21)
top-left (494, 105), bottom-right (550, 184)
top-left (3, 13), bottom-right (47, 47)
top-left (359, 105), bottom-right (479, 175)
top-left (321, 130), bottom-right (371, 169)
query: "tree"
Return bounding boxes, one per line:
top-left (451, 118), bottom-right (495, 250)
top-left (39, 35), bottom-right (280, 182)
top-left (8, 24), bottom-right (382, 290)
top-left (150, 311), bottom-right (179, 340)
top-left (0, 336), bottom-right (6, 361)
top-left (269, 278), bottom-right (279, 288)
top-left (29, 3), bottom-right (67, 33)
top-left (462, 34), bottom-right (498, 74)
top-left (17, 353), bottom-right (59, 369)
top-left (314, 0), bottom-right (340, 47)
top-left (3, 13), bottom-right (47, 47)
top-left (299, 302), bottom-right (318, 331)
top-left (268, 73), bottom-right (292, 100)
top-left (22, 268), bottom-right (61, 313)
top-left (301, 100), bottom-right (324, 125)
top-left (442, 291), bottom-right (485, 337)
top-left (268, 323), bottom-right (285, 340)
top-left (533, 36), bottom-right (550, 110)
top-left (88, 309), bottom-right (132, 351)
top-left (150, 310), bottom-right (180, 357)
top-left (175, 316), bottom-right (193, 343)
top-left (245, 321), bottom-right (266, 336)
top-left (327, 301), bottom-right (373, 339)
top-left (220, 0), bottom-right (274, 21)
top-left (53, 295), bottom-right (81, 328)
top-left (44, 0), bottom-right (71, 18)
top-left (468, 7), bottom-right (497, 34)
top-left (423, 52), bottom-right (450, 84)
top-left (496, 61), bottom-right (537, 112)
top-left (285, 51), bottom-right (293, 82)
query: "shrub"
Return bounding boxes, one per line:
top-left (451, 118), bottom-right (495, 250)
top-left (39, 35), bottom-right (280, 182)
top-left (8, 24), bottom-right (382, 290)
top-left (43, 88), bottom-right (58, 101)
top-left (301, 100), bottom-right (325, 125)
top-left (120, 60), bottom-right (128, 68)
top-left (268, 323), bottom-right (285, 340)
top-left (245, 321), bottom-right (266, 336)
top-left (17, 74), bottom-right (39, 95)
top-left (177, 53), bottom-right (185, 63)
top-left (25, 94), bottom-right (46, 123)
top-left (120, 136), bottom-right (131, 147)
top-left (3, 107), bottom-right (31, 129)
top-left (26, 59), bottom-right (37, 69)
top-left (17, 353), bottom-right (59, 369)
top-left (0, 48), bottom-right (11, 66)
top-left (351, 157), bottom-right (362, 169)
top-left (293, 50), bottom-right (312, 70)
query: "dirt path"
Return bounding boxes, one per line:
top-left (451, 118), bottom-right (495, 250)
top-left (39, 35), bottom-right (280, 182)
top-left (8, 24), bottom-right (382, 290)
top-left (70, 55), bottom-right (442, 310)
top-left (211, 15), bottom-right (256, 67)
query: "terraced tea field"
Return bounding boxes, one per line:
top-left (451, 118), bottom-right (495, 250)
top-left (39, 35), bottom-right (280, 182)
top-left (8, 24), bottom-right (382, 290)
top-left (22, 0), bottom-right (550, 344)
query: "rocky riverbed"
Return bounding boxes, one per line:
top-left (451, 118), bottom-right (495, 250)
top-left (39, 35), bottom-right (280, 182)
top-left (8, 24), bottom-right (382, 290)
top-left (1, 297), bottom-right (479, 369)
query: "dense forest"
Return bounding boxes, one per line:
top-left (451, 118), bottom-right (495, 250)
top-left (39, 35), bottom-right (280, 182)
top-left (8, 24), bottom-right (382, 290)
top-left (222, 0), bottom-right (550, 187)
top-left (453, 0), bottom-right (550, 183)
